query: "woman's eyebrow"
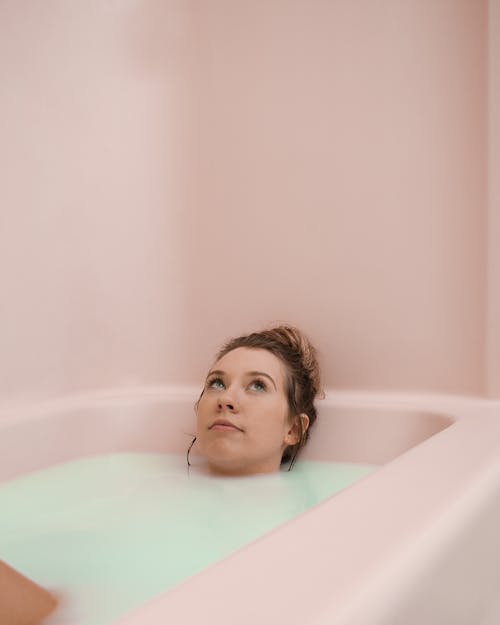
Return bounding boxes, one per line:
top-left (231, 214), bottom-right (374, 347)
top-left (206, 369), bottom-right (277, 390)
top-left (206, 369), bottom-right (225, 379)
top-left (247, 371), bottom-right (277, 390)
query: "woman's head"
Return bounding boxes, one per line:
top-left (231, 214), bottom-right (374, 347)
top-left (195, 325), bottom-right (322, 476)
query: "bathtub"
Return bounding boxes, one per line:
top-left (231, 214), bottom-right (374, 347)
top-left (1, 388), bottom-right (500, 625)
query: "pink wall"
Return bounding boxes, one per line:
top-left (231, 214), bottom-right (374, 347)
top-left (487, 0), bottom-right (500, 397)
top-left (0, 2), bottom-right (194, 405)
top-left (183, 0), bottom-right (488, 394)
top-left (0, 1), bottom-right (494, 408)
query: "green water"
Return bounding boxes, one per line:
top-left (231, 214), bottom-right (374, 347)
top-left (0, 453), bottom-right (375, 625)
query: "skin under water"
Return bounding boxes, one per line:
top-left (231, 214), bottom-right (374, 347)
top-left (0, 453), bottom-right (376, 625)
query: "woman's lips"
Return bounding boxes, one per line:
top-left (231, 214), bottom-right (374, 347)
top-left (209, 420), bottom-right (243, 432)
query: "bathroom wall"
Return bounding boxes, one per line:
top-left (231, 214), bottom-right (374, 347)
top-left (183, 0), bottom-right (488, 394)
top-left (0, 1), bottom-right (492, 408)
top-left (0, 1), bottom-right (194, 406)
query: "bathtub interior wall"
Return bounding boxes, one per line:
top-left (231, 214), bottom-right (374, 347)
top-left (0, 0), bottom-right (496, 415)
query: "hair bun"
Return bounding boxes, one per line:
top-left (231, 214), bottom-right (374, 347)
top-left (266, 324), bottom-right (324, 400)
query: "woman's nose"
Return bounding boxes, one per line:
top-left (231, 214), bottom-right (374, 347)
top-left (217, 389), bottom-right (237, 411)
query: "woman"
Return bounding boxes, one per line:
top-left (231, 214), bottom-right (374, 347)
top-left (190, 325), bottom-right (322, 476)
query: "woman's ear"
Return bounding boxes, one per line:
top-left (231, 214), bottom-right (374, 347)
top-left (284, 414), bottom-right (310, 446)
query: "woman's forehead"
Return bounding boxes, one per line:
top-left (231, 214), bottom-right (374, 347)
top-left (213, 347), bottom-right (287, 382)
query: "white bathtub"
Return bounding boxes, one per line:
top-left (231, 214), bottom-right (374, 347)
top-left (1, 388), bottom-right (500, 625)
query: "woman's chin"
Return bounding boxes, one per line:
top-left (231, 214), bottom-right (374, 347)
top-left (198, 438), bottom-right (282, 476)
top-left (205, 452), bottom-right (281, 477)
top-left (202, 437), bottom-right (240, 459)
top-left (205, 452), bottom-right (245, 475)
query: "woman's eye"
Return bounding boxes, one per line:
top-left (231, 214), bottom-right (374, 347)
top-left (207, 377), bottom-right (225, 390)
top-left (249, 379), bottom-right (267, 392)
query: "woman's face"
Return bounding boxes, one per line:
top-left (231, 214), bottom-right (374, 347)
top-left (196, 347), bottom-right (301, 476)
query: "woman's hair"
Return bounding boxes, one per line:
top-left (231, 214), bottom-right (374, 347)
top-left (215, 325), bottom-right (323, 466)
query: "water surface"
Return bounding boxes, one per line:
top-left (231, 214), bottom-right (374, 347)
top-left (0, 453), bottom-right (376, 625)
